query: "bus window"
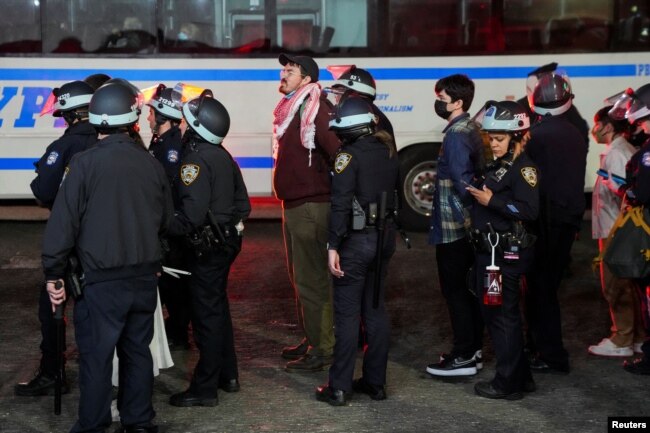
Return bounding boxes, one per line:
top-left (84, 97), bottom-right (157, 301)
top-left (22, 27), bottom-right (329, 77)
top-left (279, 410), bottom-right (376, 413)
top-left (40, 0), bottom-right (157, 54)
top-left (0, 0), bottom-right (41, 53)
top-left (159, 0), bottom-right (221, 53)
top-left (616, 1), bottom-right (650, 49)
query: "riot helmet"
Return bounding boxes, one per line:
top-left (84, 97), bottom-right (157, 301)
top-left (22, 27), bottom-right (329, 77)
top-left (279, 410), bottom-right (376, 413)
top-left (83, 73), bottom-right (112, 91)
top-left (146, 84), bottom-right (183, 122)
top-left (626, 84), bottom-right (650, 123)
top-left (50, 80), bottom-right (95, 117)
top-left (531, 71), bottom-right (573, 116)
top-left (606, 85), bottom-right (650, 124)
top-left (331, 66), bottom-right (377, 100)
top-left (89, 80), bottom-right (142, 128)
top-left (182, 89), bottom-right (230, 144)
top-left (476, 100), bottom-right (530, 140)
top-left (329, 92), bottom-right (377, 143)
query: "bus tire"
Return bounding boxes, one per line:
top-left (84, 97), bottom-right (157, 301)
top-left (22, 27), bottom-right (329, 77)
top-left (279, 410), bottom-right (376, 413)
top-left (398, 143), bottom-right (440, 232)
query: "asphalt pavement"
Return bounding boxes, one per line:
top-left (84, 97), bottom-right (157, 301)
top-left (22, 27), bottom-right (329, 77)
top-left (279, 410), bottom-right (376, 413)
top-left (0, 215), bottom-right (648, 433)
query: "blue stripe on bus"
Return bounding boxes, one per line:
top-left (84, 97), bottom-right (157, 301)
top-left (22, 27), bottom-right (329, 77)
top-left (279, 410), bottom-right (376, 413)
top-left (0, 156), bottom-right (274, 170)
top-left (0, 64), bottom-right (638, 81)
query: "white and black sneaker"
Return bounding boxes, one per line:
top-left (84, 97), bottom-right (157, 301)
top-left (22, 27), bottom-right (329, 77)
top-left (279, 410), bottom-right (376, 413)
top-left (435, 351), bottom-right (483, 370)
top-left (426, 355), bottom-right (478, 377)
top-left (473, 350), bottom-right (483, 370)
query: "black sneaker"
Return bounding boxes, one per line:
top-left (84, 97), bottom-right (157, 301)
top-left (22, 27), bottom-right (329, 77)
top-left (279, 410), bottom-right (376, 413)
top-left (14, 370), bottom-right (69, 396)
top-left (426, 355), bottom-right (477, 377)
top-left (281, 339), bottom-right (309, 360)
top-left (623, 357), bottom-right (650, 375)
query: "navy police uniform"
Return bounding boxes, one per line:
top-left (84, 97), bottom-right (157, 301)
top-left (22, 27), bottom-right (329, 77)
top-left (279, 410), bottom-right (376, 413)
top-left (470, 152), bottom-right (539, 394)
top-left (524, 115), bottom-right (587, 372)
top-left (42, 132), bottom-right (173, 432)
top-left (624, 139), bottom-right (650, 361)
top-left (149, 126), bottom-right (191, 347)
top-left (149, 125), bottom-right (183, 189)
top-left (168, 139), bottom-right (251, 398)
top-left (28, 120), bottom-right (97, 385)
top-left (327, 134), bottom-right (399, 392)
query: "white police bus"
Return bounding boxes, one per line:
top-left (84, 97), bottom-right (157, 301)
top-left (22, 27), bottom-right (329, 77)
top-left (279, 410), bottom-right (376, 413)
top-left (1, 0), bottom-right (649, 229)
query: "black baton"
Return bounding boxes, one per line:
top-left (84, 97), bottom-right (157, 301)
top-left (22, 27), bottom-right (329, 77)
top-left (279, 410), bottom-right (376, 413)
top-left (53, 280), bottom-right (64, 415)
top-left (373, 191), bottom-right (388, 309)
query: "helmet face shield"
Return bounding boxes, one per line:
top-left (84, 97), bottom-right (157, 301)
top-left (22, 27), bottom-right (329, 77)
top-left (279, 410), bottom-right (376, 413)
top-left (627, 97), bottom-right (650, 123)
top-left (144, 84), bottom-right (183, 120)
top-left (324, 86), bottom-right (346, 106)
top-left (531, 70), bottom-right (573, 116)
top-left (606, 89), bottom-right (635, 121)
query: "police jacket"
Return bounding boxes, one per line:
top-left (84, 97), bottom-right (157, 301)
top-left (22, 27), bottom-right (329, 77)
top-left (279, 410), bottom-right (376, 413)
top-left (525, 115), bottom-right (587, 225)
top-left (471, 152), bottom-right (539, 234)
top-left (328, 134), bottom-right (399, 250)
top-left (625, 139), bottom-right (650, 206)
top-left (42, 133), bottom-right (174, 284)
top-left (149, 125), bottom-right (183, 186)
top-left (168, 139), bottom-right (251, 236)
top-left (30, 121), bottom-right (97, 209)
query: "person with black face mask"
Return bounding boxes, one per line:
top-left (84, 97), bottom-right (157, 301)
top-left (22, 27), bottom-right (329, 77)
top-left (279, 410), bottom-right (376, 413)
top-left (426, 74), bottom-right (485, 378)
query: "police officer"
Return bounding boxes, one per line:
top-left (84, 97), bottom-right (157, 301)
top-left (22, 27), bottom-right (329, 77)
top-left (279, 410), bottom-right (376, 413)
top-left (524, 70), bottom-right (587, 374)
top-left (616, 83), bottom-right (650, 375)
top-left (42, 79), bottom-right (173, 433)
top-left (147, 84), bottom-right (183, 183)
top-left (145, 84), bottom-right (191, 349)
top-left (167, 90), bottom-right (251, 407)
top-left (15, 80), bottom-right (98, 397)
top-left (466, 101), bottom-right (539, 399)
top-left (315, 94), bottom-right (399, 406)
top-left (519, 62), bottom-right (589, 145)
top-left (327, 66), bottom-right (394, 138)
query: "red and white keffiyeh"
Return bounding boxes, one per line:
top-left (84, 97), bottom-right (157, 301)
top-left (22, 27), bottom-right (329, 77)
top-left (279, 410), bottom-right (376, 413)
top-left (272, 82), bottom-right (321, 166)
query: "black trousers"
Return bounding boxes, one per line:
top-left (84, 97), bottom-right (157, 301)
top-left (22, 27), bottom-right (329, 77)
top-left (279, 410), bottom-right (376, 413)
top-left (70, 275), bottom-right (157, 433)
top-left (329, 229), bottom-right (395, 392)
top-left (476, 250), bottom-right (533, 393)
top-left (435, 236), bottom-right (483, 358)
top-left (524, 221), bottom-right (576, 369)
top-left (188, 236), bottom-right (240, 397)
top-left (39, 283), bottom-right (66, 375)
top-left (159, 237), bottom-right (191, 343)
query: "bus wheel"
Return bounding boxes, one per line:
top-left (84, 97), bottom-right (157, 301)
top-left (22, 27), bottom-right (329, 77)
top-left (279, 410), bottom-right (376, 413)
top-left (398, 144), bottom-right (439, 232)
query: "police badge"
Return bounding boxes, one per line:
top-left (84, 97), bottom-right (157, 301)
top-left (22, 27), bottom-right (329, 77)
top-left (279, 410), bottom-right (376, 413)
top-left (181, 164), bottom-right (200, 185)
top-left (520, 167), bottom-right (537, 187)
top-left (46, 151), bottom-right (59, 165)
top-left (167, 149), bottom-right (179, 163)
top-left (334, 153), bottom-right (352, 174)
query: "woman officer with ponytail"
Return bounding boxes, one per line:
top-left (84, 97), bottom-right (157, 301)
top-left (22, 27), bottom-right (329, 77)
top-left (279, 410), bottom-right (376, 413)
top-left (466, 100), bottom-right (539, 400)
top-left (315, 93), bottom-right (399, 406)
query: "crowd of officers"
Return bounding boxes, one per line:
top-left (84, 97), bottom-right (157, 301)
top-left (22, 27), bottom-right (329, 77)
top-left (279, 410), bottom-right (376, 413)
top-left (11, 55), bottom-right (650, 430)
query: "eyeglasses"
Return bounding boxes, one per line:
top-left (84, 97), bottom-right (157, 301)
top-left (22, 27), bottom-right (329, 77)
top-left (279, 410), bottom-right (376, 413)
top-left (280, 69), bottom-right (305, 79)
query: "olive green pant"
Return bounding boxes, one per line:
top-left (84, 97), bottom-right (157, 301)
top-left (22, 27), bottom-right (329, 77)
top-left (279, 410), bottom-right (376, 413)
top-left (282, 202), bottom-right (334, 357)
top-left (599, 238), bottom-right (646, 347)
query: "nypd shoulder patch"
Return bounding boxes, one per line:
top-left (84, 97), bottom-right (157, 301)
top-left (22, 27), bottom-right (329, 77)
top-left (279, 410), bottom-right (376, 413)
top-left (181, 164), bottom-right (200, 186)
top-left (521, 166), bottom-right (537, 187)
top-left (46, 151), bottom-right (59, 165)
top-left (167, 149), bottom-right (179, 163)
top-left (642, 151), bottom-right (650, 167)
top-left (334, 153), bottom-right (352, 174)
